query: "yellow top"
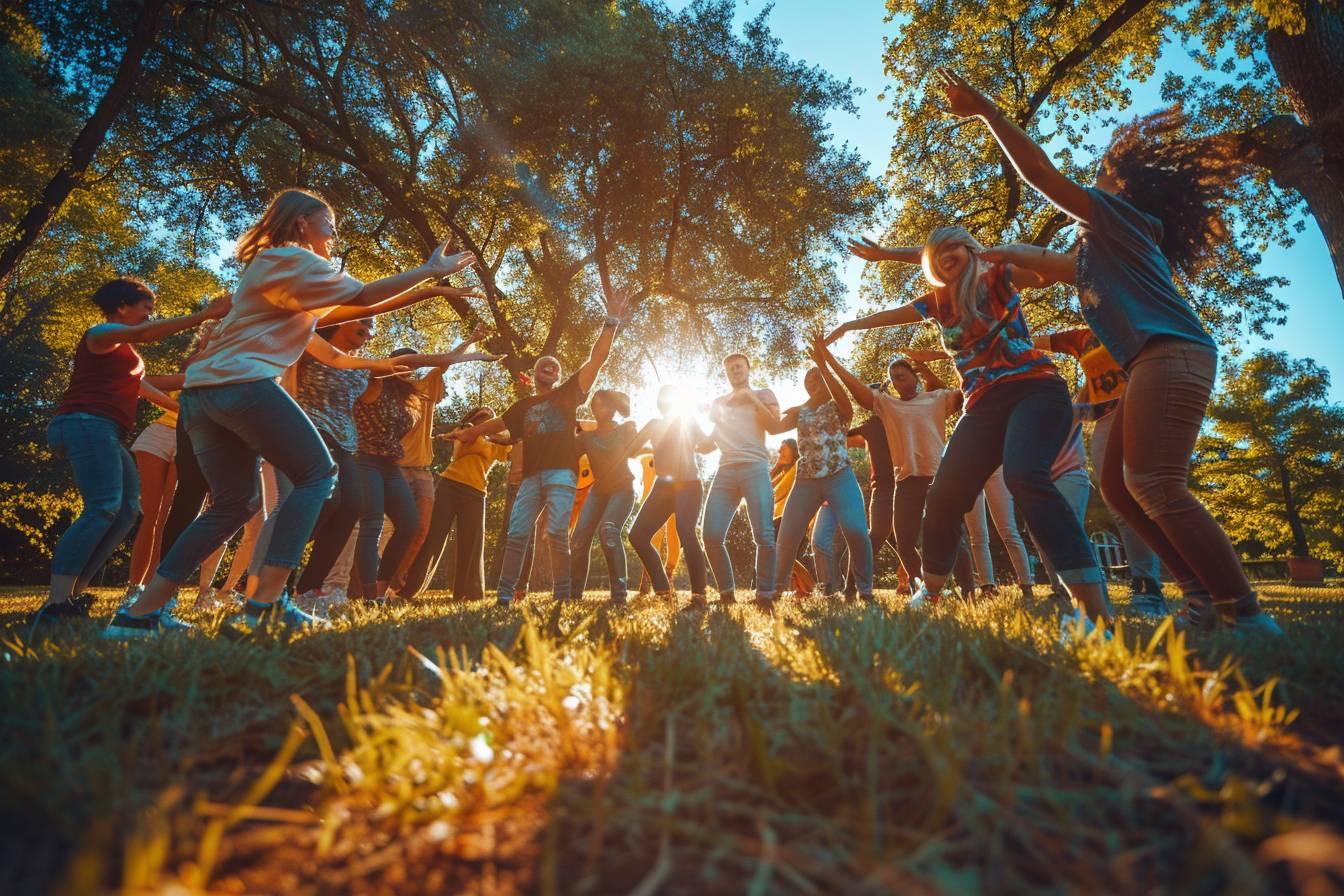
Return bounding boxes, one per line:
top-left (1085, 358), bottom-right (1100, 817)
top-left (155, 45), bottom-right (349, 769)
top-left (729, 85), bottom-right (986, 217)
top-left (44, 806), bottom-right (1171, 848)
top-left (771, 464), bottom-right (796, 519)
top-left (440, 436), bottom-right (511, 493)
top-left (156, 390), bottom-right (180, 430)
top-left (399, 369), bottom-right (446, 468)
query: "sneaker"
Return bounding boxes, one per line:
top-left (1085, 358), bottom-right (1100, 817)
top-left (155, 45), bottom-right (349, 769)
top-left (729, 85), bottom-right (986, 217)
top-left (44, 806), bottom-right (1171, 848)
top-left (230, 595), bottom-right (328, 633)
top-left (683, 593), bottom-right (708, 613)
top-left (1128, 591), bottom-right (1169, 618)
top-left (102, 608), bottom-right (193, 640)
top-left (1059, 608), bottom-right (1112, 644)
top-left (907, 580), bottom-right (937, 610)
top-left (27, 598), bottom-right (92, 626)
top-left (750, 594), bottom-right (777, 613)
top-left (496, 596), bottom-right (513, 608)
top-left (718, 591), bottom-right (737, 605)
top-left (859, 593), bottom-right (876, 603)
top-left (1232, 611), bottom-right (1286, 639)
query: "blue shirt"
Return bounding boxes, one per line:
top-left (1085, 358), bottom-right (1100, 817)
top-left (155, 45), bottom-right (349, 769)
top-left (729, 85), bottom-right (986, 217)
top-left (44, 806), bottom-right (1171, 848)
top-left (1076, 187), bottom-right (1216, 368)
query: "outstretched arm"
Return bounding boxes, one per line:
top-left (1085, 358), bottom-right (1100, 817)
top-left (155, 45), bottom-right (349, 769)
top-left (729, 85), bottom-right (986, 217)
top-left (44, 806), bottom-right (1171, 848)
top-left (139, 381), bottom-right (178, 413)
top-left (815, 343), bottom-right (875, 412)
top-left (343, 245), bottom-right (476, 309)
top-left (847, 237), bottom-right (923, 265)
top-left (304, 335), bottom-right (408, 375)
top-left (322, 284), bottom-right (484, 327)
top-left (577, 289), bottom-right (629, 394)
top-left (391, 351), bottom-right (504, 370)
top-left (448, 415), bottom-right (508, 443)
top-left (936, 68), bottom-right (1094, 225)
top-left (86, 294), bottom-right (231, 354)
top-left (825, 301), bottom-right (925, 345)
top-left (981, 244), bottom-right (1077, 286)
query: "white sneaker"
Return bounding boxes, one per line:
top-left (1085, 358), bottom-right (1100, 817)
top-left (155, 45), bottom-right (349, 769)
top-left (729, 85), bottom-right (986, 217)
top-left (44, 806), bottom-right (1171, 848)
top-left (119, 584), bottom-right (145, 610)
top-left (907, 580), bottom-right (937, 610)
top-left (1059, 608), bottom-right (1113, 644)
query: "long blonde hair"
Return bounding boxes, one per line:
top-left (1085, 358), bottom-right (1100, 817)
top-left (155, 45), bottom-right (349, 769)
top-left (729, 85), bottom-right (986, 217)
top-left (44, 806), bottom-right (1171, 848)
top-left (234, 189), bottom-right (331, 265)
top-left (921, 226), bottom-right (990, 327)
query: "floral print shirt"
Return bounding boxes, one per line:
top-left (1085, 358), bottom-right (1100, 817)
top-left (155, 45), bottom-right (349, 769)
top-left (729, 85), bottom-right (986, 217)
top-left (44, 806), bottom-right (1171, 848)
top-left (797, 400), bottom-right (850, 479)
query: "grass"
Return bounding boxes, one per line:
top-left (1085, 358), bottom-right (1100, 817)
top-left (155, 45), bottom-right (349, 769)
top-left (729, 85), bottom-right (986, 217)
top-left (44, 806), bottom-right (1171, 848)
top-left (2, 583), bottom-right (1343, 894)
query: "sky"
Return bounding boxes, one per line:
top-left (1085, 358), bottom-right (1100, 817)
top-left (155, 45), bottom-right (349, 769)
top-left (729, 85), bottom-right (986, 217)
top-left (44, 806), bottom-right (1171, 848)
top-left (681, 0), bottom-right (1344, 408)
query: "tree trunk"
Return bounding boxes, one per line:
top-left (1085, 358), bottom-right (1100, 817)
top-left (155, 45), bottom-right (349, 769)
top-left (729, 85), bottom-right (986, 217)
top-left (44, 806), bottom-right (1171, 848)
top-left (1262, 0), bottom-right (1344, 299)
top-left (1276, 461), bottom-right (1311, 558)
top-left (0, 0), bottom-right (171, 292)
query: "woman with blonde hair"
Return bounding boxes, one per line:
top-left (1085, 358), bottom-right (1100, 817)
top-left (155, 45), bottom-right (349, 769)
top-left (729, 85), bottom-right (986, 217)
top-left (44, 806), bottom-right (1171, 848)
top-left (108, 188), bottom-right (475, 637)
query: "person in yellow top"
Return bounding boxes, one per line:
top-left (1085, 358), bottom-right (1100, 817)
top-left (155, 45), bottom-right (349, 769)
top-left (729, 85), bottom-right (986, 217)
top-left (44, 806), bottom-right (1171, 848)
top-left (398, 406), bottom-right (512, 600)
top-left (769, 440), bottom-right (815, 594)
top-left (635, 453), bottom-right (681, 594)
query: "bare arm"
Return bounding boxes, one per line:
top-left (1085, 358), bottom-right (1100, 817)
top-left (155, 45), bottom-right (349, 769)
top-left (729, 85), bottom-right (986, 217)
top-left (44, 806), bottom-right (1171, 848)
top-left (825, 301), bottom-right (925, 344)
top-left (303, 335), bottom-right (407, 375)
top-left (815, 343), bottom-right (875, 412)
top-left (847, 237), bottom-right (923, 265)
top-left (342, 246), bottom-right (476, 309)
top-left (144, 373), bottom-right (186, 391)
top-left (86, 295), bottom-right (230, 354)
top-left (449, 415), bottom-right (508, 443)
top-left (139, 381), bottom-right (178, 413)
top-left (322, 283), bottom-right (484, 327)
top-left (936, 68), bottom-right (1094, 225)
top-left (743, 387), bottom-right (784, 433)
top-left (980, 244), bottom-right (1077, 286)
top-left (392, 351), bottom-right (503, 370)
top-left (911, 358), bottom-right (949, 392)
top-left (576, 290), bottom-right (628, 394)
top-left (776, 406), bottom-right (801, 433)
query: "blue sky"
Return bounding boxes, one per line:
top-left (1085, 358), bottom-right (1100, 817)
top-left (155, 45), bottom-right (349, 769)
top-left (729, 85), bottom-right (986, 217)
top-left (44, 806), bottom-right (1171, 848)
top-left (717, 0), bottom-right (1344, 402)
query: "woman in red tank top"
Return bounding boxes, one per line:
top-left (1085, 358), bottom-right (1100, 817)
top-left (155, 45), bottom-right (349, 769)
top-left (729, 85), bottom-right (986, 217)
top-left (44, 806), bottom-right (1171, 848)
top-left (35, 278), bottom-right (227, 625)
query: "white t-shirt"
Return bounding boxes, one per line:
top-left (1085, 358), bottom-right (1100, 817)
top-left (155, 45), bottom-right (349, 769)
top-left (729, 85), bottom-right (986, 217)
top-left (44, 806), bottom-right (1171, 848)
top-left (186, 247), bottom-right (363, 387)
top-left (872, 388), bottom-right (959, 480)
top-left (710, 388), bottom-right (778, 467)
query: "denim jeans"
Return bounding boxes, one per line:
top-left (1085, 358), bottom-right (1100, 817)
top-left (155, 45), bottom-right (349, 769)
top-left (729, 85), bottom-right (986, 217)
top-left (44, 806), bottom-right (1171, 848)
top-left (963, 467), bottom-right (1033, 586)
top-left (812, 503), bottom-right (843, 593)
top-left (773, 469), bottom-right (873, 596)
top-left (158, 380), bottom-right (337, 583)
top-left (401, 479), bottom-right (488, 600)
top-left (924, 377), bottom-right (1103, 586)
top-left (1031, 469), bottom-right (1108, 602)
top-left (47, 412), bottom-right (141, 579)
top-left (702, 460), bottom-right (776, 597)
top-left (570, 485), bottom-right (636, 598)
top-left (1090, 410), bottom-right (1162, 583)
top-left (354, 454), bottom-right (419, 595)
top-left (631, 479), bottom-right (708, 594)
top-left (498, 469), bottom-right (577, 601)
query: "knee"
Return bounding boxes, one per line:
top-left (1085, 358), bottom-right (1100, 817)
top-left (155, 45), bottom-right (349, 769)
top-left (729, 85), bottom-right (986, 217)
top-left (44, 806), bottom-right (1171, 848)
top-left (297, 462), bottom-right (339, 498)
top-left (1001, 465), bottom-right (1053, 503)
top-left (754, 525), bottom-right (776, 548)
top-left (599, 521), bottom-right (621, 549)
top-left (702, 528), bottom-right (727, 550)
top-left (1122, 466), bottom-right (1189, 519)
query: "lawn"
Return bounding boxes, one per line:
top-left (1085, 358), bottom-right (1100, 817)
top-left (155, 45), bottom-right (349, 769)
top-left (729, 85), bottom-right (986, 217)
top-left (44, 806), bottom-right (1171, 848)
top-left (2, 584), bottom-right (1342, 895)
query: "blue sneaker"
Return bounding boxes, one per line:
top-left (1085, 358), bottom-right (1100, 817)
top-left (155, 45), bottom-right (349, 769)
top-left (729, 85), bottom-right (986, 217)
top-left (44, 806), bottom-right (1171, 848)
top-left (230, 595), bottom-right (329, 633)
top-left (1059, 608), bottom-right (1113, 645)
top-left (102, 607), bottom-right (194, 640)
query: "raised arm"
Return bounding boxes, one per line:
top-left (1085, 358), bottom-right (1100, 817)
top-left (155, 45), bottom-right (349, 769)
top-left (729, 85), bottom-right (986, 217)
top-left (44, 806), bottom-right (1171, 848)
top-left (322, 283), bottom-right (484, 327)
top-left (936, 68), bottom-right (1094, 225)
top-left (809, 334), bottom-right (852, 425)
top-left (577, 289), bottom-right (628, 394)
top-left (981, 244), bottom-right (1077, 286)
top-left (392, 351), bottom-right (504, 370)
top-left (815, 342), bottom-right (875, 412)
top-left (825, 301), bottom-right (925, 345)
top-left (86, 294), bottom-right (230, 354)
top-left (847, 237), bottom-right (923, 265)
top-left (910, 357), bottom-right (948, 393)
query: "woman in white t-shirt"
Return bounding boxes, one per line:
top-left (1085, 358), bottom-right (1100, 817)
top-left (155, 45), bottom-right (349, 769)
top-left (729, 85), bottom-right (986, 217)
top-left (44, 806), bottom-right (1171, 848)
top-left (109, 188), bottom-right (475, 637)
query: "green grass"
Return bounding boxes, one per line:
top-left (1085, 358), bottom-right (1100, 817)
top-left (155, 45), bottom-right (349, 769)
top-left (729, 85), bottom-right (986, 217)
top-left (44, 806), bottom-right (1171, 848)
top-left (3, 584), bottom-right (1343, 894)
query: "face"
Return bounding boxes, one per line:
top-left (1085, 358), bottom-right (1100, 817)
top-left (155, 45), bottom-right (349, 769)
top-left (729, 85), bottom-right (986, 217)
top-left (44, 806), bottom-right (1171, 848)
top-left (298, 208), bottom-right (338, 259)
top-left (118, 297), bottom-right (156, 324)
top-left (778, 442), bottom-right (797, 465)
top-left (723, 356), bottom-right (751, 388)
top-left (931, 243), bottom-right (971, 285)
top-left (533, 356), bottom-right (562, 389)
top-left (803, 367), bottom-right (824, 400)
top-left (1095, 155), bottom-right (1120, 193)
top-left (592, 394), bottom-right (615, 422)
top-left (890, 363), bottom-right (918, 397)
top-left (334, 319), bottom-right (374, 350)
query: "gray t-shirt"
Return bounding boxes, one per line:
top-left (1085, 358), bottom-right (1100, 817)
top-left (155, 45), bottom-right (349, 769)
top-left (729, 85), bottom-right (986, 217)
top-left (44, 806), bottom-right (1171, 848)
top-left (1076, 187), bottom-right (1215, 368)
top-left (710, 388), bottom-right (777, 467)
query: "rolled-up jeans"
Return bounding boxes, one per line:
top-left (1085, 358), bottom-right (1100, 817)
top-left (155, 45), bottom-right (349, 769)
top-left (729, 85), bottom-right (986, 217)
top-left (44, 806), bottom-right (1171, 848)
top-left (47, 412), bottom-right (141, 580)
top-left (498, 468), bottom-right (577, 601)
top-left (779, 469), bottom-right (873, 595)
top-left (570, 485), bottom-right (636, 598)
top-left (702, 460), bottom-right (776, 597)
top-left (157, 379), bottom-right (336, 583)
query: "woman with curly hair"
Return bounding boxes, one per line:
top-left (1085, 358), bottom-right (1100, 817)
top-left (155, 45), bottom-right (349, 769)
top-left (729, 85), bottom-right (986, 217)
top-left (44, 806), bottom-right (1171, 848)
top-left (934, 68), bottom-right (1280, 637)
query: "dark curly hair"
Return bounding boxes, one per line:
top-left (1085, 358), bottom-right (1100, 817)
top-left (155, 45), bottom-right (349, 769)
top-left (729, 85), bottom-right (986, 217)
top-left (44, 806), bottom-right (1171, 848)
top-left (1100, 107), bottom-right (1247, 277)
top-left (91, 277), bottom-right (155, 316)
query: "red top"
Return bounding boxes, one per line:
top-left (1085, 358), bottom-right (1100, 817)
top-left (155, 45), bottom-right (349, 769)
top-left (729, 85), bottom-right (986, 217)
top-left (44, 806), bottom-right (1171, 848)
top-left (55, 332), bottom-right (145, 433)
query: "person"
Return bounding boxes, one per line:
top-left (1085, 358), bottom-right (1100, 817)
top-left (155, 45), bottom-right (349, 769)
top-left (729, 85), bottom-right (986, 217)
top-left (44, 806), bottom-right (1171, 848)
top-left (634, 453), bottom-right (681, 594)
top-left (194, 463), bottom-right (278, 607)
top-left (769, 439), bottom-right (816, 597)
top-left (828, 226), bottom-right (1110, 631)
top-left (126, 386), bottom-right (182, 598)
top-left (35, 277), bottom-right (226, 625)
top-left (773, 337), bottom-right (875, 603)
top-left (106, 187), bottom-right (476, 637)
top-left (1035, 328), bottom-right (1166, 615)
top-left (934, 67), bottom-right (1280, 637)
top-left (448, 289), bottom-right (627, 606)
top-left (570, 390), bottom-right (639, 602)
top-left (703, 354), bottom-right (781, 607)
top-left (399, 407), bottom-right (512, 600)
top-left (628, 385), bottom-right (712, 606)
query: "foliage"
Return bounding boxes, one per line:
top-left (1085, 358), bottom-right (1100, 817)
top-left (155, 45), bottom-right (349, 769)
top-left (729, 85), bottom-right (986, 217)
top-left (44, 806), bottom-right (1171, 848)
top-left (1194, 350), bottom-right (1344, 564)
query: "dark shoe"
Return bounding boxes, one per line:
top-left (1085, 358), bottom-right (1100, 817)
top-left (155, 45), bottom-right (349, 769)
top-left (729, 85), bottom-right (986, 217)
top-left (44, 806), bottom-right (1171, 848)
top-left (718, 591), bottom-right (737, 605)
top-left (750, 594), bottom-right (777, 613)
top-left (978, 583), bottom-right (1000, 599)
top-left (1130, 576), bottom-right (1163, 595)
top-left (28, 598), bottom-right (92, 625)
top-left (682, 594), bottom-right (708, 613)
top-left (72, 591), bottom-right (98, 612)
top-left (1128, 592), bottom-right (1169, 618)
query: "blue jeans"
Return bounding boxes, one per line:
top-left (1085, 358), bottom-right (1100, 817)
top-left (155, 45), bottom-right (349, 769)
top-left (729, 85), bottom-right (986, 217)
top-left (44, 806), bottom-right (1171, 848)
top-left (702, 461), bottom-right (776, 597)
top-left (631, 479), bottom-right (708, 594)
top-left (811, 504), bottom-right (849, 594)
top-left (497, 469), bottom-right (577, 601)
top-left (570, 485), bottom-right (636, 598)
top-left (1090, 410), bottom-right (1162, 583)
top-left (158, 380), bottom-right (337, 582)
top-left (354, 454), bottom-right (419, 595)
top-left (47, 412), bottom-right (140, 579)
top-left (1031, 469), bottom-right (1110, 608)
top-left (774, 469), bottom-right (873, 596)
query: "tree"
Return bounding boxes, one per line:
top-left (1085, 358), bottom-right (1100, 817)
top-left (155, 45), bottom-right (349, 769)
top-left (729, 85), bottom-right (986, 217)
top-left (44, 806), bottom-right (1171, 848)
top-left (870, 0), bottom-right (1343, 344)
top-left (1193, 351), bottom-right (1344, 566)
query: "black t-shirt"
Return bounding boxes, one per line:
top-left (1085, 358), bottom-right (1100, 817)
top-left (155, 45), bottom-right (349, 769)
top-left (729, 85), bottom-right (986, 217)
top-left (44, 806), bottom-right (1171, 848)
top-left (577, 422), bottom-right (636, 490)
top-left (851, 415), bottom-right (894, 486)
top-left (501, 375), bottom-right (588, 477)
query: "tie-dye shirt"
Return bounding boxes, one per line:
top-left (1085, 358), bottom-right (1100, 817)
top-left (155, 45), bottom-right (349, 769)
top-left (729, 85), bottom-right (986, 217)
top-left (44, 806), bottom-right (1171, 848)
top-left (911, 262), bottom-right (1060, 409)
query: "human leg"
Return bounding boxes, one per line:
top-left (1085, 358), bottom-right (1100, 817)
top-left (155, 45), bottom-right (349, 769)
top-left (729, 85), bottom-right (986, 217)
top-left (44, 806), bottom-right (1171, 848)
top-left (597, 487), bottom-right (636, 599)
top-left (701, 468), bottom-right (743, 596)
top-left (982, 467), bottom-right (1034, 586)
top-left (129, 450), bottom-right (174, 587)
top-left (631, 480), bottom-right (679, 593)
top-left (539, 470), bottom-right (579, 599)
top-left (375, 461), bottom-right (420, 595)
top-left (772, 478), bottom-right (825, 597)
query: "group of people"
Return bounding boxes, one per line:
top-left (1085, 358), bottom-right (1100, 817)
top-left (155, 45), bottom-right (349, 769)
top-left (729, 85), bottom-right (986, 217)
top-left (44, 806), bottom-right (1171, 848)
top-left (34, 69), bottom-right (1282, 642)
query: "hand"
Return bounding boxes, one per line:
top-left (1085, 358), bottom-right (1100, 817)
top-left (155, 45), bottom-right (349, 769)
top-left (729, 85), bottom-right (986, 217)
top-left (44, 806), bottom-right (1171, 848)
top-left (604, 286), bottom-right (632, 320)
top-left (935, 68), bottom-right (998, 120)
top-left (847, 237), bottom-right (896, 262)
top-left (422, 241), bottom-right (477, 278)
top-left (824, 321), bottom-right (850, 345)
top-left (203, 293), bottom-right (232, 319)
top-left (431, 285), bottom-right (485, 302)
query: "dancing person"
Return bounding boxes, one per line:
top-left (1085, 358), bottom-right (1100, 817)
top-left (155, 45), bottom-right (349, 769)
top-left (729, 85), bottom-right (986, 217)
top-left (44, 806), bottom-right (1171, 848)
top-left (399, 407), bottom-right (512, 600)
top-left (628, 385), bottom-right (712, 606)
top-left (935, 68), bottom-right (1279, 636)
top-left (36, 278), bottom-right (226, 625)
top-left (195, 463), bottom-right (279, 608)
top-left (635, 452), bottom-right (681, 594)
top-left (703, 354), bottom-right (781, 607)
top-left (773, 337), bottom-right (875, 603)
top-left (570, 390), bottom-right (639, 602)
top-left (106, 188), bottom-right (476, 637)
top-left (126, 387), bottom-right (181, 598)
top-left (769, 439), bottom-right (816, 597)
top-left (1035, 328), bottom-right (1166, 614)
top-left (449, 290), bottom-right (627, 606)
top-left (829, 227), bottom-right (1110, 629)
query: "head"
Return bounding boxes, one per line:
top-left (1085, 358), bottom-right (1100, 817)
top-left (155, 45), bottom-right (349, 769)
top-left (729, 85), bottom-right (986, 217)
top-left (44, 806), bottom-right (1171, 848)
top-left (235, 188), bottom-right (336, 264)
top-left (532, 355), bottom-right (562, 391)
top-left (91, 277), bottom-right (155, 324)
top-left (803, 366), bottom-right (826, 401)
top-left (888, 358), bottom-right (920, 399)
top-left (656, 384), bottom-right (681, 416)
top-left (384, 348), bottom-right (418, 400)
top-left (922, 226), bottom-right (990, 325)
top-left (460, 405), bottom-right (495, 428)
top-left (591, 389), bottom-right (631, 423)
top-left (777, 438), bottom-right (799, 466)
top-left (1096, 107), bottom-right (1246, 277)
top-left (722, 353), bottom-right (751, 388)
top-left (317, 318), bottom-right (374, 352)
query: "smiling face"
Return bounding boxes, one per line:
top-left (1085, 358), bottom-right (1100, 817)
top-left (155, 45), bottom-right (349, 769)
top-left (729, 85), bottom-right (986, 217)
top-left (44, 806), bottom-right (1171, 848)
top-left (931, 242), bottom-right (971, 286)
top-left (591, 392), bottom-right (616, 423)
top-left (115, 296), bottom-right (156, 326)
top-left (333, 319), bottom-right (374, 352)
top-left (298, 208), bottom-right (338, 259)
top-left (803, 366), bottom-right (825, 400)
top-left (533, 355), bottom-right (562, 391)
top-left (723, 355), bottom-right (751, 389)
